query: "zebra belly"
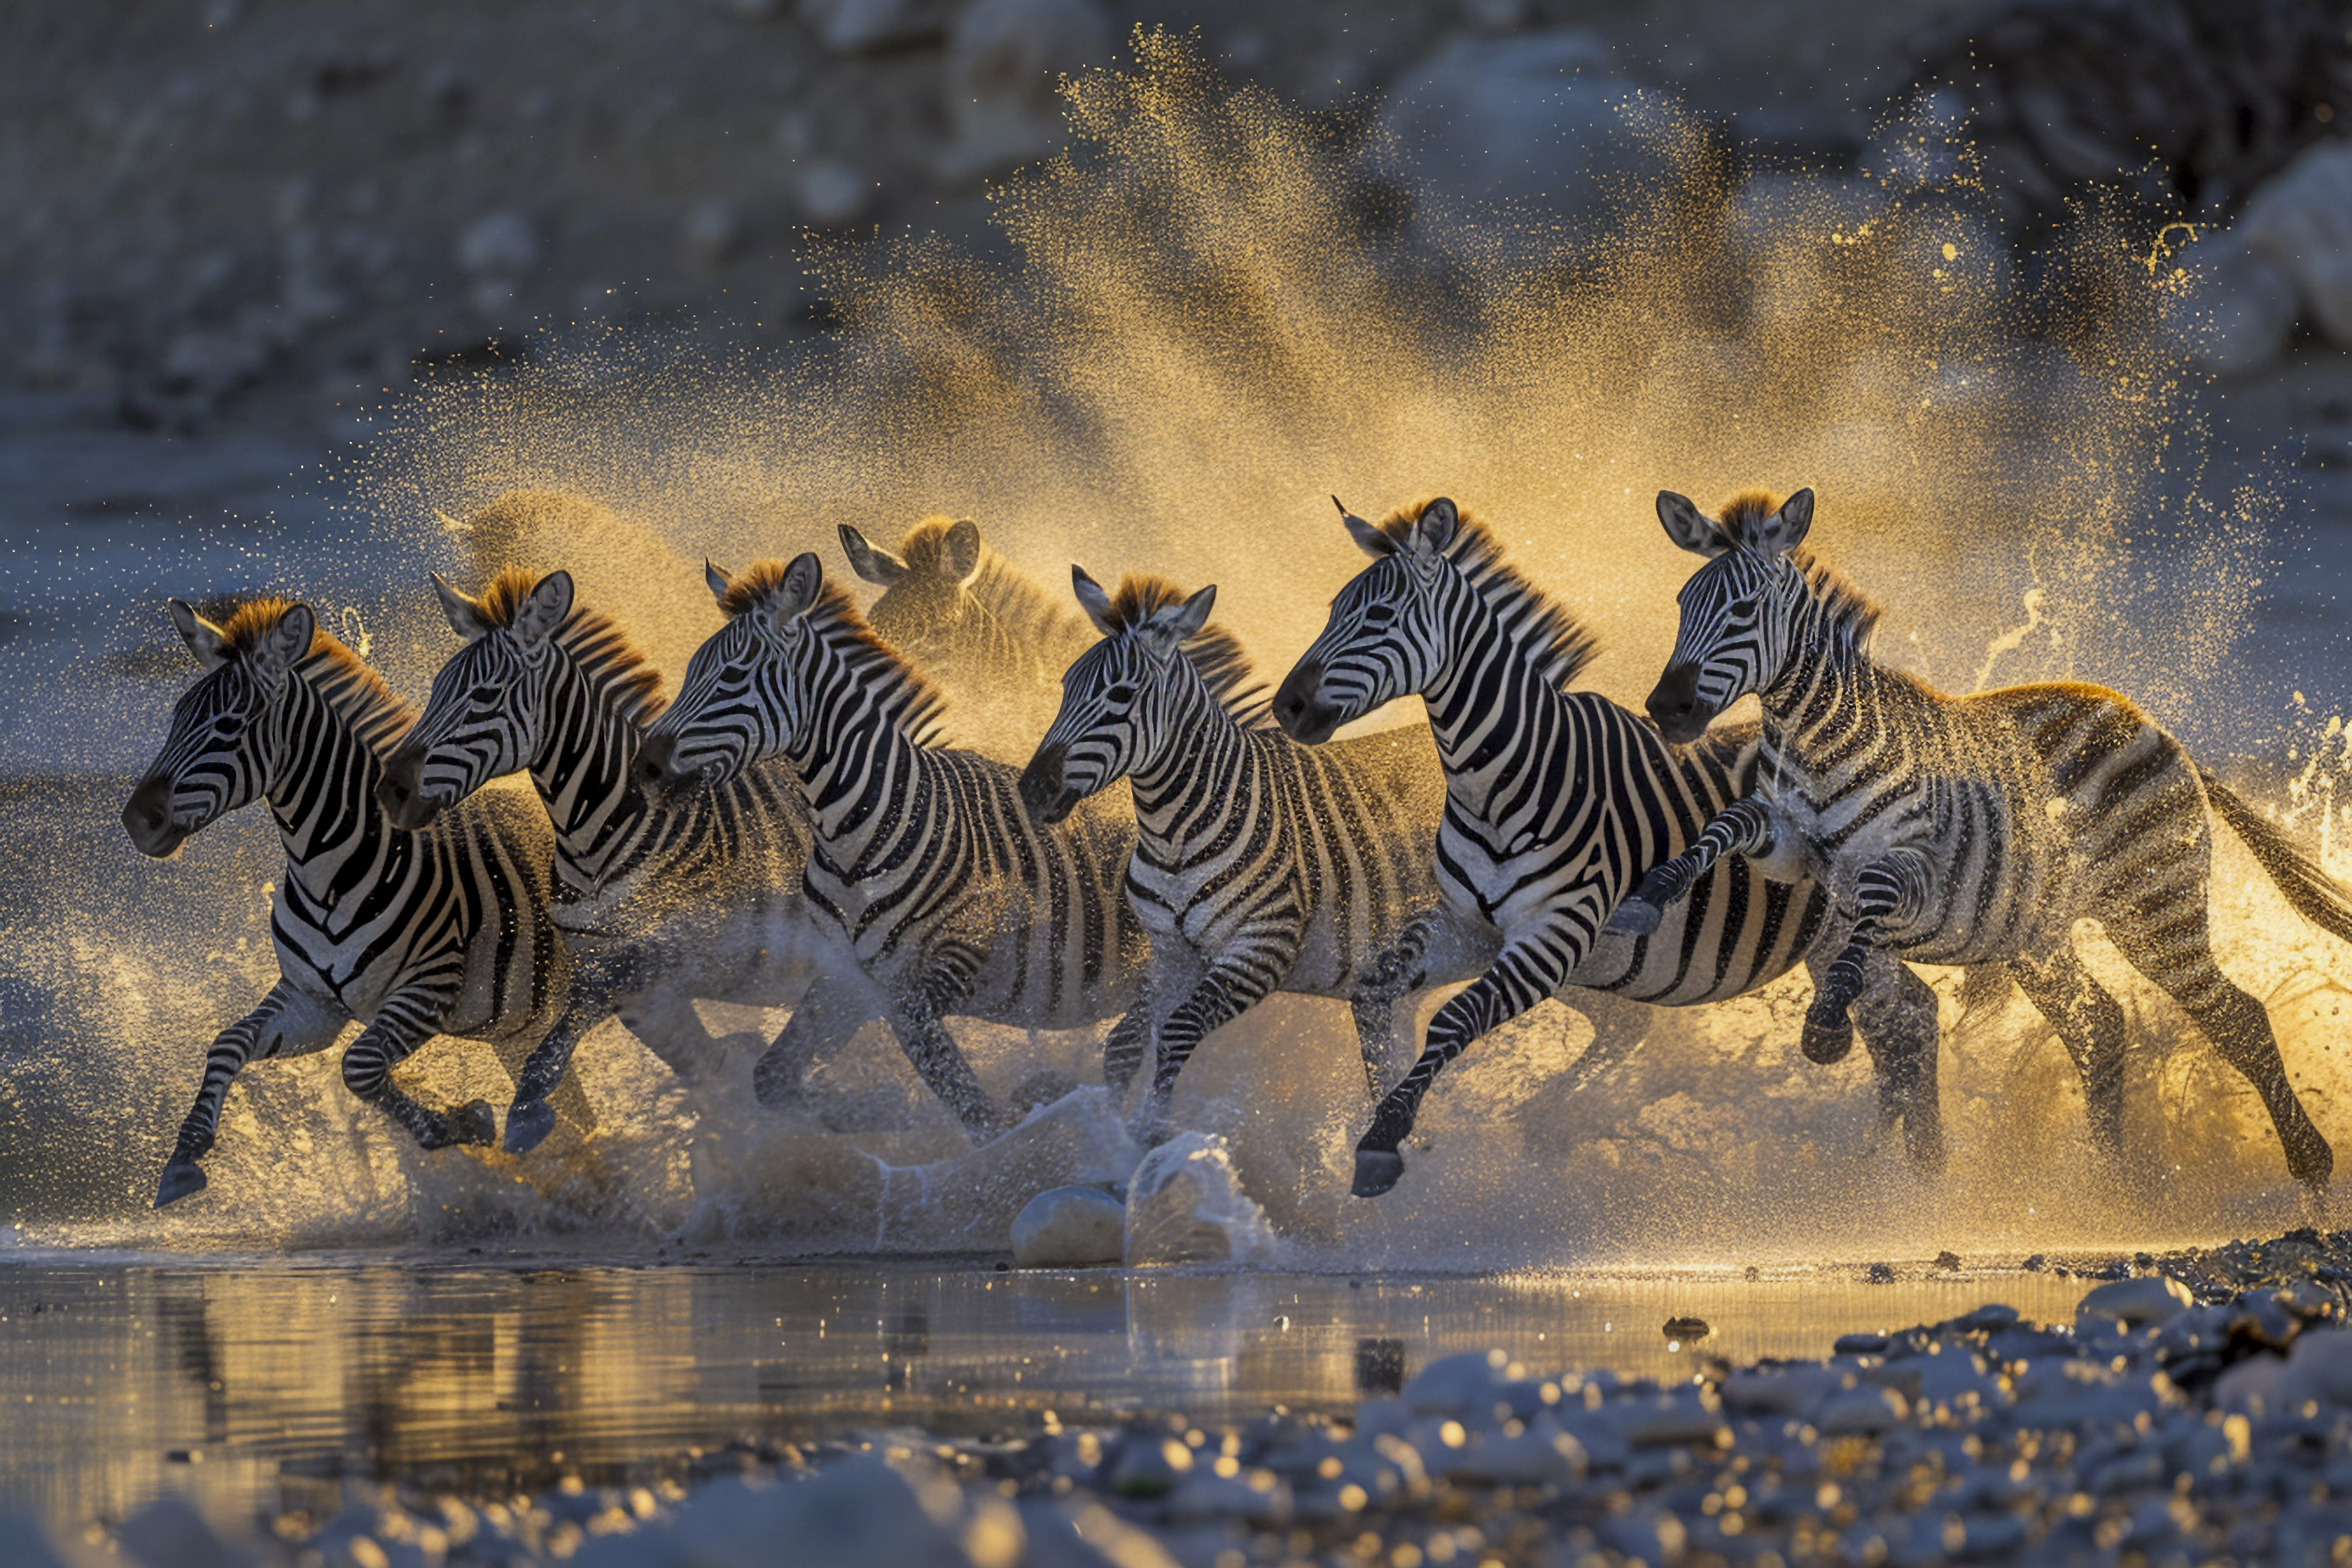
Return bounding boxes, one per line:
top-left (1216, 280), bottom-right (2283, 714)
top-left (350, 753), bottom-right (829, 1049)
top-left (1567, 861), bottom-right (1818, 1005)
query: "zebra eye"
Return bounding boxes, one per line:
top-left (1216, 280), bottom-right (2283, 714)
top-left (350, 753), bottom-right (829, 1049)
top-left (1103, 683), bottom-right (1136, 704)
top-left (1727, 598), bottom-right (1756, 618)
top-left (1361, 603), bottom-right (1398, 627)
top-left (469, 684), bottom-right (501, 705)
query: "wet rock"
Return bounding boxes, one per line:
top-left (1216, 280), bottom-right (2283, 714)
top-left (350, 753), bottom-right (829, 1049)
top-left (1833, 1331), bottom-right (1889, 1355)
top-left (1108, 1433), bottom-right (1191, 1500)
top-left (1011, 1185), bottom-right (1126, 1267)
top-left (455, 210), bottom-right (540, 277)
top-left (1661, 1315), bottom-right (1710, 1342)
top-left (1422, 1415), bottom-right (1586, 1487)
top-left (682, 202), bottom-right (745, 265)
top-left (1864, 1262), bottom-right (1896, 1283)
top-left (1162, 1471), bottom-right (1290, 1525)
top-left (1374, 30), bottom-right (1669, 256)
top-left (1814, 1386), bottom-right (1908, 1435)
top-left (797, 160), bottom-right (873, 227)
top-left (647, 1458), bottom-right (962, 1567)
top-left (1124, 1132), bottom-right (1276, 1267)
top-left (116, 1496), bottom-right (256, 1568)
top-left (2076, 1274), bottom-right (2193, 1333)
top-left (1934, 1249), bottom-right (1963, 1271)
top-left (937, 0), bottom-right (1113, 181)
top-left (1720, 1365), bottom-right (1842, 1415)
top-left (2273, 1325), bottom-right (2352, 1406)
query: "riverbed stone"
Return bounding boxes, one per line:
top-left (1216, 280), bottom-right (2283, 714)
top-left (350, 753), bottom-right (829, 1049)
top-left (1010, 1185), bottom-right (1126, 1267)
top-left (2075, 1274), bottom-right (2193, 1333)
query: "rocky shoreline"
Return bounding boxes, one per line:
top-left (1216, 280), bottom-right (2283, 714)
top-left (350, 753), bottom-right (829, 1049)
top-left (52, 1228), bottom-right (2352, 1568)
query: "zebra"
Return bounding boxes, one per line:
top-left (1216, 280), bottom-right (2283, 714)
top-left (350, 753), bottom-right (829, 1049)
top-left (838, 515), bottom-right (1096, 754)
top-left (1019, 568), bottom-right (1656, 1142)
top-left (633, 553), bottom-right (1148, 1135)
top-left (1269, 496), bottom-right (1946, 1199)
top-left (1611, 487), bottom-right (2349, 1191)
top-left (121, 597), bottom-right (579, 1205)
top-left (375, 567), bottom-right (846, 1154)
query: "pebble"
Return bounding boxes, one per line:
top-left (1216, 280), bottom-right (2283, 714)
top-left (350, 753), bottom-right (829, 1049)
top-left (2074, 1273), bottom-right (2193, 1333)
top-left (1009, 1185), bottom-right (1125, 1267)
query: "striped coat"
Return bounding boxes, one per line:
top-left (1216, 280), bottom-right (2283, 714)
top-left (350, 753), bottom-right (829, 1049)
top-left (121, 599), bottom-right (576, 1205)
top-left (1623, 487), bottom-right (2348, 1189)
top-left (637, 555), bottom-right (1146, 1135)
top-left (1271, 497), bottom-right (1943, 1198)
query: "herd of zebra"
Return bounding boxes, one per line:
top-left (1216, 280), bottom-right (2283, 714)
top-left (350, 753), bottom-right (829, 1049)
top-left (118, 485), bottom-right (2352, 1213)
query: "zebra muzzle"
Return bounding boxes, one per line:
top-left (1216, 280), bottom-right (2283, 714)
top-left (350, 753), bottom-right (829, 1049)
top-left (1017, 744), bottom-right (1080, 824)
top-left (121, 777), bottom-right (190, 859)
top-left (374, 755), bottom-right (445, 831)
top-left (1645, 661), bottom-right (1712, 744)
top-left (1272, 661), bottom-right (1343, 745)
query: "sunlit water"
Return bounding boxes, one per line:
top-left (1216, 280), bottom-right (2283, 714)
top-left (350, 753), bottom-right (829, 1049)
top-left (0, 1256), bottom-right (2094, 1539)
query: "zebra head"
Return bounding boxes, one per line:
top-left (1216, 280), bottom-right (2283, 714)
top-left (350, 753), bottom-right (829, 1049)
top-left (1020, 567), bottom-right (1217, 824)
top-left (378, 570), bottom-right (575, 830)
top-left (123, 599), bottom-right (316, 858)
top-left (839, 515), bottom-right (985, 664)
top-left (1647, 488), bottom-right (1815, 743)
top-left (1272, 496), bottom-right (1459, 745)
top-left (636, 553), bottom-right (825, 800)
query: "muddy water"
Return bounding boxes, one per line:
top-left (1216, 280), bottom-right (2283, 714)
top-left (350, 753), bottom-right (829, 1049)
top-left (0, 1257), bottom-right (2090, 1538)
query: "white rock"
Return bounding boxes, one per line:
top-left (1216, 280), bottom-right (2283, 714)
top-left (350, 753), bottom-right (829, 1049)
top-left (1720, 1365), bottom-right (1844, 1415)
top-left (1421, 1414), bottom-right (1586, 1487)
top-left (798, 0), bottom-right (951, 53)
top-left (1011, 1185), bottom-right (1126, 1266)
top-left (2239, 139), bottom-right (2352, 346)
top-left (456, 210), bottom-right (540, 277)
top-left (937, 0), bottom-right (1113, 180)
top-left (1399, 1349), bottom-right (1511, 1419)
top-left (2279, 1325), bottom-right (2352, 1405)
top-left (1814, 1386), bottom-right (1909, 1435)
top-left (2075, 1275), bottom-right (2193, 1333)
top-left (1124, 1132), bottom-right (1277, 1266)
top-left (602, 1459), bottom-right (963, 1568)
top-left (1374, 30), bottom-right (1671, 254)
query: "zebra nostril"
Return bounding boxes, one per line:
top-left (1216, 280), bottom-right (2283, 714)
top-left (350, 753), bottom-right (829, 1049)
top-left (636, 735), bottom-right (675, 790)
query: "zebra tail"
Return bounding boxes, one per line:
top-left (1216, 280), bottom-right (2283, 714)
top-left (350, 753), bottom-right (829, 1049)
top-left (2199, 764), bottom-right (2352, 946)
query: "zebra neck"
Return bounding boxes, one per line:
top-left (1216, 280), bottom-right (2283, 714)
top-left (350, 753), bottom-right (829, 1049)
top-left (1419, 581), bottom-right (1570, 805)
top-left (528, 654), bottom-right (650, 885)
top-left (267, 673), bottom-right (403, 905)
top-left (1129, 678), bottom-right (1252, 848)
top-left (1761, 629), bottom-right (1906, 764)
top-left (785, 687), bottom-right (925, 855)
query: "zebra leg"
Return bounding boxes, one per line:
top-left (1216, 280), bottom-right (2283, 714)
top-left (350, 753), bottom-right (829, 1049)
top-left (1560, 989), bottom-right (1655, 1094)
top-left (1803, 849), bottom-right (1935, 1064)
top-left (2106, 914), bottom-right (2334, 1191)
top-left (1844, 953), bottom-right (1945, 1175)
top-left (886, 960), bottom-right (1010, 1138)
top-left (1102, 1005), bottom-right (1150, 1100)
top-left (158, 982), bottom-right (346, 1207)
top-left (1356, 934), bottom-right (1571, 1198)
top-left (1607, 798), bottom-right (1779, 936)
top-left (503, 994), bottom-right (608, 1156)
top-left (1131, 954), bottom-right (1286, 1147)
top-left (1350, 910), bottom-right (1447, 1098)
top-left (2008, 945), bottom-right (2129, 1168)
top-left (339, 986), bottom-right (483, 1152)
top-left (753, 979), bottom-right (877, 1110)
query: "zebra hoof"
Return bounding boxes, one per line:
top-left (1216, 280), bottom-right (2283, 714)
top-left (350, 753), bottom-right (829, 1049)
top-left (155, 1161), bottom-right (208, 1208)
top-left (1800, 1010), bottom-right (1855, 1065)
top-left (503, 1100), bottom-right (557, 1155)
top-left (1352, 1148), bottom-right (1406, 1198)
top-left (450, 1100), bottom-right (498, 1147)
top-left (1605, 898), bottom-right (1662, 937)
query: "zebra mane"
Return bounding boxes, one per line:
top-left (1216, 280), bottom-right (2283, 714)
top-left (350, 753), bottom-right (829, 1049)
top-left (1372, 499), bottom-right (1602, 691)
top-left (1094, 575), bottom-right (1275, 730)
top-left (898, 515), bottom-right (1092, 654)
top-left (1715, 492), bottom-right (1884, 652)
top-left (727, 562), bottom-right (952, 749)
top-left (217, 599), bottom-right (415, 758)
top-left (473, 568), bottom-right (666, 724)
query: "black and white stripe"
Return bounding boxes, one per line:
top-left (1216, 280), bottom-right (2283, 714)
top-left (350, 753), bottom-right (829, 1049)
top-left (1270, 497), bottom-right (1944, 1198)
top-left (377, 568), bottom-right (834, 1153)
top-left (121, 598), bottom-right (574, 1206)
top-left (1620, 487), bottom-right (2347, 1190)
top-left (636, 554), bottom-right (1146, 1135)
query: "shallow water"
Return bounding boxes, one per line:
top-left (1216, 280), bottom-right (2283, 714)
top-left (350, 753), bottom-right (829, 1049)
top-left (0, 1257), bottom-right (2093, 1540)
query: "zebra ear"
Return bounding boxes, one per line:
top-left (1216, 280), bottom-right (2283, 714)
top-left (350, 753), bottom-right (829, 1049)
top-left (249, 603), bottom-right (315, 689)
top-left (513, 570), bottom-right (573, 648)
top-left (838, 524), bottom-right (908, 587)
top-left (1411, 498), bottom-right (1459, 555)
top-left (1159, 583), bottom-right (1216, 641)
top-left (773, 552), bottom-right (825, 625)
top-left (430, 572), bottom-right (497, 642)
top-left (705, 559), bottom-right (737, 609)
top-left (1335, 497), bottom-right (1393, 560)
top-left (168, 599), bottom-right (231, 671)
top-left (943, 519), bottom-right (983, 587)
top-left (1071, 565), bottom-right (1118, 635)
top-left (1748, 488), bottom-right (1814, 555)
top-left (1656, 492), bottom-right (1734, 559)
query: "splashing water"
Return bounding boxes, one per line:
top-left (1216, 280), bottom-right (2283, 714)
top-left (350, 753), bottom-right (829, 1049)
top-left (3, 33), bottom-right (2334, 1265)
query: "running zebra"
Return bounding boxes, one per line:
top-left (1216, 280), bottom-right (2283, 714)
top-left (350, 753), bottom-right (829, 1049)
top-left (839, 515), bottom-right (1095, 754)
top-left (376, 568), bottom-right (843, 1153)
top-left (634, 554), bottom-right (1147, 1134)
top-left (121, 597), bottom-right (579, 1205)
top-left (1613, 488), bottom-right (2348, 1191)
top-left (1270, 497), bottom-right (1944, 1198)
top-left (1020, 569), bottom-right (1654, 1141)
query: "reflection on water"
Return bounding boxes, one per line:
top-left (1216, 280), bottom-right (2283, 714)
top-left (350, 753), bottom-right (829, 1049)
top-left (0, 1258), bottom-right (2090, 1537)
